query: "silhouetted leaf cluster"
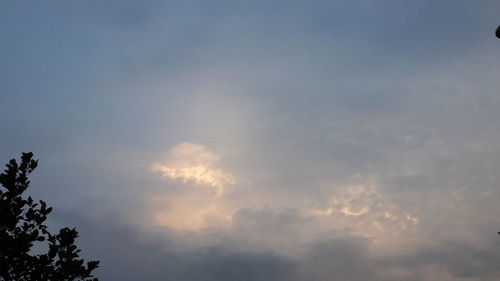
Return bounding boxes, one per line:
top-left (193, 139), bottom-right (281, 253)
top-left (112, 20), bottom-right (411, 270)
top-left (0, 153), bottom-right (99, 281)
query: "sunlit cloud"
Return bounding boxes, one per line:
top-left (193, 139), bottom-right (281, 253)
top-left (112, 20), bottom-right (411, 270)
top-left (310, 182), bottom-right (419, 249)
top-left (150, 143), bottom-right (235, 230)
top-left (151, 142), bottom-right (235, 196)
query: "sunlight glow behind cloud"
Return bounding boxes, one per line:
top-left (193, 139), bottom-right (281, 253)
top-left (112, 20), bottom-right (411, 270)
top-left (150, 143), bottom-right (235, 230)
top-left (310, 182), bottom-right (420, 249)
top-left (149, 144), bottom-right (421, 242)
top-left (151, 143), bottom-right (234, 196)
top-left (150, 193), bottom-right (232, 230)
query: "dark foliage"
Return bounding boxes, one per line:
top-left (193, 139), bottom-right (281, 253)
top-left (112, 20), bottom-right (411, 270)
top-left (0, 153), bottom-right (99, 281)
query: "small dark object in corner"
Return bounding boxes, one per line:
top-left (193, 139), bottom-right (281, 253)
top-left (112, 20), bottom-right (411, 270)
top-left (496, 25), bottom-right (500, 38)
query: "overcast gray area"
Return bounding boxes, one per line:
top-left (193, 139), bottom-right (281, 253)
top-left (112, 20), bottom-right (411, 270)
top-left (2, 1), bottom-right (500, 280)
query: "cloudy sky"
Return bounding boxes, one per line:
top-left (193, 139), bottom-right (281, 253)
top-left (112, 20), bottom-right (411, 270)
top-left (2, 1), bottom-right (500, 280)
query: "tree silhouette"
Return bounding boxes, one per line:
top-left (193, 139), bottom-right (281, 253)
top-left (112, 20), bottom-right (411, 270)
top-left (0, 153), bottom-right (99, 281)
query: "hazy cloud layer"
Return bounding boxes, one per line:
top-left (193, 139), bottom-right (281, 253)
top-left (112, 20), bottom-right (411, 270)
top-left (2, 1), bottom-right (500, 280)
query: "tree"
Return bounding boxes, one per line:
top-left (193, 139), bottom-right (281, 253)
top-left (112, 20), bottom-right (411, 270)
top-left (0, 152), bottom-right (99, 281)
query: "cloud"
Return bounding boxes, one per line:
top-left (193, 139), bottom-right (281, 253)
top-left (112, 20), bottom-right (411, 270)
top-left (62, 211), bottom-right (297, 281)
top-left (151, 143), bottom-right (234, 194)
top-left (4, 1), bottom-right (500, 280)
top-left (149, 192), bottom-right (232, 230)
top-left (149, 143), bottom-right (235, 230)
top-left (309, 181), bottom-right (419, 250)
top-left (65, 209), bottom-right (500, 281)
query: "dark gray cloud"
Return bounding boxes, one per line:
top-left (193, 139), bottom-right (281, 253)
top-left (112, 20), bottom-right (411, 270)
top-left (380, 240), bottom-right (500, 280)
top-left (57, 211), bottom-right (296, 281)
top-left (54, 210), bottom-right (500, 281)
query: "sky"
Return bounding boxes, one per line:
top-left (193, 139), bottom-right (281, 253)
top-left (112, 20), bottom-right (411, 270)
top-left (2, 1), bottom-right (500, 280)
